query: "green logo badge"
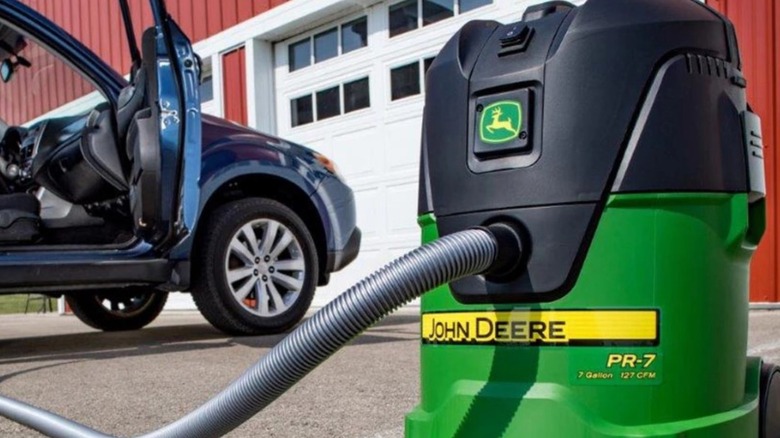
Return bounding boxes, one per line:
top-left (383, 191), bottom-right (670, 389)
top-left (480, 100), bottom-right (522, 144)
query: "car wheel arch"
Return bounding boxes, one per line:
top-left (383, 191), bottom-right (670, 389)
top-left (192, 172), bottom-right (329, 286)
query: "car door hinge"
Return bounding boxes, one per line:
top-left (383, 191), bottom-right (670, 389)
top-left (160, 100), bottom-right (180, 128)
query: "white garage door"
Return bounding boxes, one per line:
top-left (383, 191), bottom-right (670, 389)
top-left (273, 0), bottom-right (537, 305)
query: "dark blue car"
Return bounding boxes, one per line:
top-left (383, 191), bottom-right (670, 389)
top-left (0, 0), bottom-right (360, 334)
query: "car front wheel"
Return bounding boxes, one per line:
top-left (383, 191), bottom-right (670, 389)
top-left (193, 198), bottom-right (318, 336)
top-left (65, 289), bottom-right (168, 332)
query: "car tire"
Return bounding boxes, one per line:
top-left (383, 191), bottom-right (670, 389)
top-left (193, 198), bottom-right (318, 336)
top-left (760, 362), bottom-right (780, 438)
top-left (65, 289), bottom-right (168, 332)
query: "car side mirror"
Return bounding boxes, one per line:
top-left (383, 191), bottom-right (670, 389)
top-left (0, 60), bottom-right (14, 83)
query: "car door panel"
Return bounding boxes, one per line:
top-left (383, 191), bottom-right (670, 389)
top-left (165, 19), bottom-right (202, 240)
top-left (137, 0), bottom-right (200, 245)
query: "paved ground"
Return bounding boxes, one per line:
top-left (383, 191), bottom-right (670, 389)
top-left (0, 310), bottom-right (778, 437)
top-left (746, 311), bottom-right (780, 364)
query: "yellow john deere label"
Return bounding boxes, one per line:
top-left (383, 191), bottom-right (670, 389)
top-left (421, 310), bottom-right (659, 346)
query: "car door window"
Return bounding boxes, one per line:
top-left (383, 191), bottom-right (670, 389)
top-left (0, 25), bottom-right (106, 127)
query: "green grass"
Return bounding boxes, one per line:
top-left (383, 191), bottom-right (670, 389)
top-left (0, 295), bottom-right (57, 315)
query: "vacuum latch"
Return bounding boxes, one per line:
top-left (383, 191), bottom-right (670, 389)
top-left (523, 1), bottom-right (574, 22)
top-left (743, 111), bottom-right (766, 203)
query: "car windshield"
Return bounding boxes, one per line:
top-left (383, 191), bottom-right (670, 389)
top-left (0, 23), bottom-right (26, 61)
top-left (0, 114), bottom-right (7, 138)
top-left (0, 23), bottom-right (31, 82)
top-left (0, 19), bottom-right (107, 127)
top-left (22, 1), bottom-right (152, 78)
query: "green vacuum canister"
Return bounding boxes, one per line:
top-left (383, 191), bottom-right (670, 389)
top-left (409, 0), bottom-right (778, 436)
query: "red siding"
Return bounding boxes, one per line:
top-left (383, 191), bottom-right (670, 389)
top-left (191, 0), bottom-right (209, 42)
top-left (0, 42), bottom-right (96, 125)
top-left (23, 0), bottom-right (291, 73)
top-left (712, 0), bottom-right (779, 302)
top-left (222, 46), bottom-right (248, 126)
top-left (3, 0), bottom-right (289, 124)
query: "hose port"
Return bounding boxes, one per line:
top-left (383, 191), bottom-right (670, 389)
top-left (481, 220), bottom-right (528, 282)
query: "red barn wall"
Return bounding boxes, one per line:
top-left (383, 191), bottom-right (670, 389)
top-left (222, 46), bottom-right (248, 125)
top-left (1, 0), bottom-right (289, 124)
top-left (711, 0), bottom-right (779, 302)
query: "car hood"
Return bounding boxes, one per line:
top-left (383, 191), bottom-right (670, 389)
top-left (201, 114), bottom-right (316, 157)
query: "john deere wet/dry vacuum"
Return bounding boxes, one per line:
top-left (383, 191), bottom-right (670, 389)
top-left (410, 0), bottom-right (778, 436)
top-left (0, 0), bottom-right (776, 437)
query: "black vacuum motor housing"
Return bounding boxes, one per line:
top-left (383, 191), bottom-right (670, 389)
top-left (418, 0), bottom-right (757, 304)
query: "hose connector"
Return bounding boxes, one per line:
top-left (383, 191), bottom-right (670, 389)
top-left (479, 222), bottom-right (526, 282)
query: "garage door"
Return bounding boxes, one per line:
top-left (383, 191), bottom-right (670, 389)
top-left (274, 0), bottom-right (529, 305)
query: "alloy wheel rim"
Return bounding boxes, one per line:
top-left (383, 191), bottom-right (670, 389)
top-left (224, 218), bottom-right (306, 317)
top-left (95, 293), bottom-right (153, 318)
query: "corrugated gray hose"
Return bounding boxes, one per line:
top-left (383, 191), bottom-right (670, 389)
top-left (0, 228), bottom-right (498, 438)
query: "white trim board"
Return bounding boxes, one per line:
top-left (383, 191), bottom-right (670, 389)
top-left (192, 0), bottom-right (384, 57)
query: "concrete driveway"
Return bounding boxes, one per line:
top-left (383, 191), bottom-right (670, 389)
top-left (0, 309), bottom-right (778, 437)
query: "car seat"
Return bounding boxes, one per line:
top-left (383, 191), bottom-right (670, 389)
top-left (124, 28), bottom-right (163, 236)
top-left (0, 193), bottom-right (40, 244)
top-left (31, 103), bottom-right (128, 205)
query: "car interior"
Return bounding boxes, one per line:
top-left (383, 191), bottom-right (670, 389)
top-left (0, 22), bottom-right (162, 249)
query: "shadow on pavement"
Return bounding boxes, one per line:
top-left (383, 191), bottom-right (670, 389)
top-left (0, 314), bottom-right (421, 366)
top-left (0, 360), bottom-right (84, 383)
top-left (0, 323), bottom-right (231, 366)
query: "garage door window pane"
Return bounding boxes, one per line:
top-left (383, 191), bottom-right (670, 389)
top-left (423, 57), bottom-right (435, 91)
top-left (289, 39), bottom-right (311, 72)
top-left (389, 0), bottom-right (419, 37)
top-left (423, 0), bottom-right (454, 26)
top-left (459, 0), bottom-right (491, 13)
top-left (344, 78), bottom-right (370, 113)
top-left (342, 17), bottom-right (368, 54)
top-left (317, 87), bottom-right (341, 120)
top-left (314, 28), bottom-right (338, 63)
top-left (423, 57), bottom-right (435, 73)
top-left (291, 95), bottom-right (314, 127)
top-left (200, 58), bottom-right (214, 103)
top-left (391, 62), bottom-right (421, 101)
top-left (200, 75), bottom-right (214, 103)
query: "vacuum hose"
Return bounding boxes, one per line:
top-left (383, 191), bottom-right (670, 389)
top-left (0, 227), bottom-right (507, 438)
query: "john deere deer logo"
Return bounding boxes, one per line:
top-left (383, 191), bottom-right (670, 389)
top-left (480, 101), bottom-right (522, 144)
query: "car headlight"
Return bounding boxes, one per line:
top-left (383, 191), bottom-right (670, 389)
top-left (314, 153), bottom-right (344, 180)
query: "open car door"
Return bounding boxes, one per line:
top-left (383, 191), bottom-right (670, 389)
top-left (128, 0), bottom-right (201, 244)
